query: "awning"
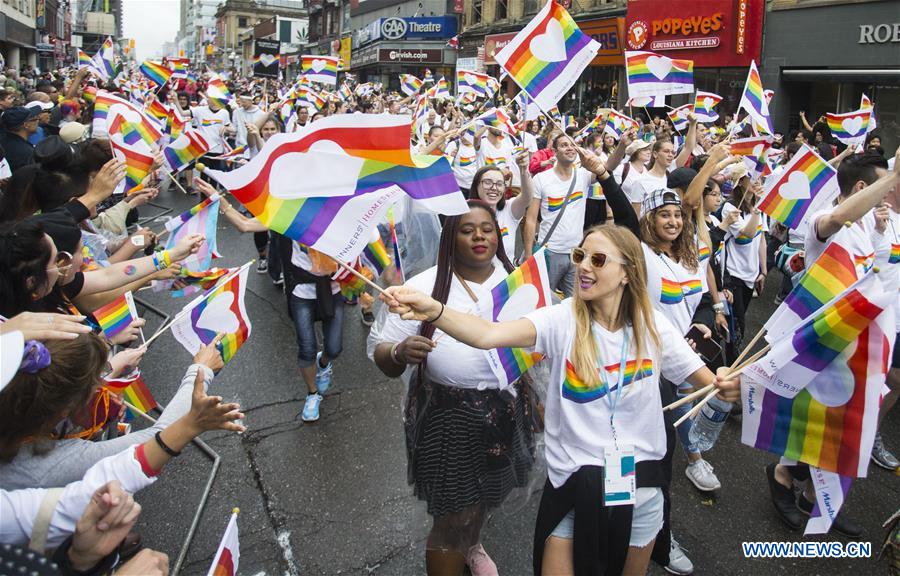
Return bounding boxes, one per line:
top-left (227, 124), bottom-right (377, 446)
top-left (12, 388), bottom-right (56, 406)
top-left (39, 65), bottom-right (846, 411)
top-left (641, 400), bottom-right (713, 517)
top-left (782, 69), bottom-right (900, 83)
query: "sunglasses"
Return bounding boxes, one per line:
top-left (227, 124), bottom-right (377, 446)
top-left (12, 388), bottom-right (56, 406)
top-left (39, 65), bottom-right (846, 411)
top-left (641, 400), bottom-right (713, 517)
top-left (571, 247), bottom-right (628, 269)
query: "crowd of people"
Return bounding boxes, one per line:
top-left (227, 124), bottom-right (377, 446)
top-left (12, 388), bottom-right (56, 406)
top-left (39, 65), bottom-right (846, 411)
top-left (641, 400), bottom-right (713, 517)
top-left (0, 56), bottom-right (897, 576)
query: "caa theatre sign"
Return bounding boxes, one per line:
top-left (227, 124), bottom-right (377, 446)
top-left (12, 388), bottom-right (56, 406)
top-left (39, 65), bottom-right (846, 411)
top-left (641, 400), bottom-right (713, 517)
top-left (625, 0), bottom-right (763, 67)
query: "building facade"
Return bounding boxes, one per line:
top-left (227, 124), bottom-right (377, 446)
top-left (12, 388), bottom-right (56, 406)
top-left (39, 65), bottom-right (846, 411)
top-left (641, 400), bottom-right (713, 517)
top-left (761, 0), bottom-right (899, 152)
top-left (2, 0), bottom-right (39, 71)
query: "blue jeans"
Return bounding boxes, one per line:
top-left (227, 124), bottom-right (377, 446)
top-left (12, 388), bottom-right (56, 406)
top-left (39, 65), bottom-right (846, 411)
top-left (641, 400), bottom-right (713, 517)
top-left (289, 294), bottom-right (344, 368)
top-left (546, 249), bottom-right (575, 297)
top-left (671, 382), bottom-right (699, 455)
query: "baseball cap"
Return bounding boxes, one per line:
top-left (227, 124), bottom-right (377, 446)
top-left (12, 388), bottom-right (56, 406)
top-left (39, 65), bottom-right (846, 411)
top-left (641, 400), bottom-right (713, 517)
top-left (59, 122), bottom-right (89, 144)
top-left (0, 106), bottom-right (40, 130)
top-left (0, 330), bottom-right (25, 392)
top-left (667, 167), bottom-right (698, 191)
top-left (625, 139), bottom-right (650, 156)
top-left (642, 188), bottom-right (682, 214)
top-left (25, 100), bottom-right (54, 112)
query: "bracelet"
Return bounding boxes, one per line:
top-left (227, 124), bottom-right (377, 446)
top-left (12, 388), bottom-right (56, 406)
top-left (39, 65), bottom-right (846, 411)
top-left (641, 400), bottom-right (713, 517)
top-left (712, 302), bottom-right (725, 313)
top-left (162, 250), bottom-right (172, 267)
top-left (390, 342), bottom-right (403, 365)
top-left (429, 302), bottom-right (445, 324)
top-left (154, 431), bottom-right (181, 457)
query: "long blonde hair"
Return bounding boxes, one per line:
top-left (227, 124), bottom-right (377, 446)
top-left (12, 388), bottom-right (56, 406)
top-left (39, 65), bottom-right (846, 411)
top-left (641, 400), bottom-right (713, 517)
top-left (570, 224), bottom-right (661, 387)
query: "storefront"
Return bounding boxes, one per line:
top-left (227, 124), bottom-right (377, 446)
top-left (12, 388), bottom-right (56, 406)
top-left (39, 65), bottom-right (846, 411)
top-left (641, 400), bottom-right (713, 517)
top-left (625, 0), bottom-right (765, 117)
top-left (350, 15), bottom-right (457, 88)
top-left (762, 1), bottom-right (899, 152)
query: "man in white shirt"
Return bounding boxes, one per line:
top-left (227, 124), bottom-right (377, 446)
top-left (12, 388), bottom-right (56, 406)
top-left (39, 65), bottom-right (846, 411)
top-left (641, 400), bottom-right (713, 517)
top-left (231, 94), bottom-right (266, 148)
top-left (523, 133), bottom-right (607, 296)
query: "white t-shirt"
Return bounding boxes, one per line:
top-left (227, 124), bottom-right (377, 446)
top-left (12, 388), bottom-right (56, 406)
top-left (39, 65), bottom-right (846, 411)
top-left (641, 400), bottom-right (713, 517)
top-left (885, 210), bottom-right (900, 332)
top-left (191, 106), bottom-right (231, 153)
top-left (721, 202), bottom-right (767, 286)
top-left (377, 265), bottom-right (510, 390)
top-left (533, 167), bottom-right (593, 253)
top-left (231, 106), bottom-right (266, 147)
top-left (478, 135), bottom-right (519, 187)
top-left (631, 171), bottom-right (669, 214)
top-left (450, 138), bottom-right (478, 190)
top-left (615, 161), bottom-right (648, 204)
top-left (523, 131), bottom-right (538, 153)
top-left (642, 243), bottom-right (704, 336)
top-left (525, 301), bottom-right (705, 488)
top-left (290, 242), bottom-right (339, 299)
top-left (497, 203), bottom-right (521, 262)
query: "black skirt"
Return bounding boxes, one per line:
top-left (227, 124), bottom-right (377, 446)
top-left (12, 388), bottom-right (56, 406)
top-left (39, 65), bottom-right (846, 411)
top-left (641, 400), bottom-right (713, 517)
top-left (405, 379), bottom-right (537, 518)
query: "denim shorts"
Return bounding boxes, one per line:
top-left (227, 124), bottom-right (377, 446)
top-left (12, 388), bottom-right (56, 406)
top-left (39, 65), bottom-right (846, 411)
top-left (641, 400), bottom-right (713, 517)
top-left (549, 487), bottom-right (664, 548)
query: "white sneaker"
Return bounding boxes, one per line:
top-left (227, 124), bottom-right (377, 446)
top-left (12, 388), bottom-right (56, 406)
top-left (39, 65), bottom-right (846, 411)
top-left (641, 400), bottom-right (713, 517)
top-left (685, 458), bottom-right (722, 491)
top-left (665, 537), bottom-right (694, 575)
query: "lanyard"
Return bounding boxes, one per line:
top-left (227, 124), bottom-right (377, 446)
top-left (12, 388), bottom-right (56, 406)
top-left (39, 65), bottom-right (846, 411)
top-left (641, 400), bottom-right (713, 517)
top-left (595, 326), bottom-right (629, 450)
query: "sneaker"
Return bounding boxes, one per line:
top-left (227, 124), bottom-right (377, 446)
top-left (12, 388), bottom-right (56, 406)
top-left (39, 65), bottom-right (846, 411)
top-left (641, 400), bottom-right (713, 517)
top-left (797, 495), bottom-right (863, 539)
top-left (466, 544), bottom-right (498, 576)
top-left (257, 258), bottom-right (268, 273)
top-left (315, 351), bottom-right (333, 394)
top-left (871, 432), bottom-right (900, 470)
top-left (765, 463), bottom-right (804, 531)
top-left (273, 273), bottom-right (284, 287)
top-left (360, 308), bottom-right (375, 326)
top-left (664, 537), bottom-right (694, 575)
top-left (685, 458), bottom-right (722, 492)
top-left (301, 393), bottom-right (322, 422)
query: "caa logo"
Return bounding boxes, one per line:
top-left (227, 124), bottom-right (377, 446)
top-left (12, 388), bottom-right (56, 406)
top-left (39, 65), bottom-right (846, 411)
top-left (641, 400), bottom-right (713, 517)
top-left (627, 20), bottom-right (649, 50)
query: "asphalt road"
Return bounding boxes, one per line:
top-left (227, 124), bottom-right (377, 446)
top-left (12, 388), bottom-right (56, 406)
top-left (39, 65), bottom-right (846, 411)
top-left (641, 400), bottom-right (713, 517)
top-left (129, 185), bottom-right (898, 575)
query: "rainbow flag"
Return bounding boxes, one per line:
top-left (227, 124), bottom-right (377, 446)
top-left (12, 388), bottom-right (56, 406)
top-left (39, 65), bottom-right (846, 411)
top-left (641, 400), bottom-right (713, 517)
top-left (165, 194), bottom-right (220, 273)
top-left (167, 107), bottom-right (189, 139)
top-left (361, 229), bottom-right (391, 277)
top-left (110, 133), bottom-right (155, 193)
top-left (91, 36), bottom-right (117, 80)
top-left (206, 145), bottom-right (248, 162)
top-left (338, 83), bottom-right (353, 101)
top-left (626, 95), bottom-right (665, 108)
top-left (77, 49), bottom-right (94, 70)
top-left (589, 182), bottom-right (604, 200)
top-left (93, 90), bottom-right (163, 145)
top-left (474, 107), bottom-right (518, 135)
top-left (172, 265), bottom-right (252, 364)
top-left (457, 69), bottom-right (491, 97)
top-left (400, 74), bottom-right (423, 96)
top-left (301, 55), bottom-right (339, 86)
top-left (206, 73), bottom-right (233, 108)
top-left (764, 235), bottom-right (858, 342)
top-left (332, 258), bottom-right (371, 299)
top-left (625, 50), bottom-right (694, 98)
top-left (201, 115), bottom-right (466, 262)
top-left (123, 373), bottom-right (159, 415)
top-left (171, 266), bottom-right (237, 298)
top-left (423, 69), bottom-right (434, 83)
top-left (145, 98), bottom-right (170, 123)
top-left (759, 143), bottom-right (839, 230)
top-left (730, 135), bottom-right (773, 181)
top-left (92, 292), bottom-right (138, 339)
top-left (493, 1), bottom-right (600, 110)
top-left (163, 130), bottom-right (211, 174)
top-left (388, 208), bottom-right (404, 285)
top-left (738, 60), bottom-right (773, 135)
top-left (693, 91), bottom-right (722, 122)
top-left (667, 103), bottom-right (693, 132)
top-left (169, 57), bottom-right (189, 79)
top-left (485, 249), bottom-right (551, 388)
top-left (208, 511), bottom-right (240, 576)
top-left (139, 60), bottom-right (172, 87)
top-left (604, 110), bottom-right (639, 139)
top-left (742, 272), bottom-right (891, 478)
top-left (859, 93), bottom-right (877, 133)
top-left (825, 110), bottom-right (871, 146)
top-left (431, 77), bottom-right (452, 101)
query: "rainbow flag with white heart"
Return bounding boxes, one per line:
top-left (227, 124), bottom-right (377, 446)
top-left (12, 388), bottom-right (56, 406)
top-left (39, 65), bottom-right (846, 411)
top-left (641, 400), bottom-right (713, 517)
top-left (825, 110), bottom-right (871, 146)
top-left (625, 50), bottom-right (694, 98)
top-left (301, 55), bottom-right (339, 86)
top-left (693, 91), bottom-right (722, 122)
top-left (483, 248), bottom-right (550, 388)
top-left (493, 0), bottom-right (601, 111)
top-left (758, 143), bottom-right (838, 230)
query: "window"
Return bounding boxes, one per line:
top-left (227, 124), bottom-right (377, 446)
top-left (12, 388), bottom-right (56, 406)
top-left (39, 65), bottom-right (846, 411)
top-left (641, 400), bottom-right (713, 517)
top-left (238, 17), bottom-right (248, 27)
top-left (496, 0), bottom-right (507, 20)
top-left (472, 0), bottom-right (482, 24)
top-left (524, 0), bottom-right (539, 15)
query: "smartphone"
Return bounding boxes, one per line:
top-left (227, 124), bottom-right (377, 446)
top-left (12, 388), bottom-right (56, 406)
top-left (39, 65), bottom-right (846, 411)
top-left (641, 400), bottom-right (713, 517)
top-left (685, 326), bottom-right (723, 364)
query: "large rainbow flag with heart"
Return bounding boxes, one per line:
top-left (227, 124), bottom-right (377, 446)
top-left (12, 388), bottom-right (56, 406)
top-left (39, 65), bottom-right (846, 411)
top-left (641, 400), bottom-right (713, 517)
top-left (758, 143), bottom-right (838, 230)
top-left (625, 50), bottom-right (694, 98)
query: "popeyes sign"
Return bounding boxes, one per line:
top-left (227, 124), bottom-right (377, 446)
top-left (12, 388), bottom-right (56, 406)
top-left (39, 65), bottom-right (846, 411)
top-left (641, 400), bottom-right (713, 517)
top-left (626, 0), bottom-right (763, 67)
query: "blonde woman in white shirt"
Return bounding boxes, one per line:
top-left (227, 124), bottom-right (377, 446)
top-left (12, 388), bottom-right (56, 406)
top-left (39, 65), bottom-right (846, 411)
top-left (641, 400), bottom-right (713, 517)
top-left (381, 223), bottom-right (740, 576)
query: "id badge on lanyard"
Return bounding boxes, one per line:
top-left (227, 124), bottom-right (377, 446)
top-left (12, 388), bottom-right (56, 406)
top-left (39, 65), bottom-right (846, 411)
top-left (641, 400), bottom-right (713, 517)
top-left (598, 328), bottom-right (637, 506)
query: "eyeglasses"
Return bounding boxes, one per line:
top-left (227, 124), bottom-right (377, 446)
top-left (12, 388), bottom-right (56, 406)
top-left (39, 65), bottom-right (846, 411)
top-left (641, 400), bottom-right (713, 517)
top-left (47, 251), bottom-right (73, 274)
top-left (571, 247), bottom-right (628, 269)
top-left (480, 180), bottom-right (505, 190)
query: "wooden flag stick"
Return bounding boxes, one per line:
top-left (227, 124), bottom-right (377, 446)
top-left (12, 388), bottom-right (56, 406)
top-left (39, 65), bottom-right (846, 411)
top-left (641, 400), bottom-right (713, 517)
top-left (674, 387), bottom-right (720, 428)
top-left (662, 383), bottom-right (714, 412)
top-left (727, 343), bottom-right (771, 377)
top-left (729, 326), bottom-right (767, 371)
top-left (165, 170), bottom-right (190, 195)
top-left (331, 257), bottom-right (386, 295)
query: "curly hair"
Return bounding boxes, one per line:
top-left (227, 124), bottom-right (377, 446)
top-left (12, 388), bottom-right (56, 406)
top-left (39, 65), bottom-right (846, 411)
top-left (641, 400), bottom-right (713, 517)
top-left (640, 205), bottom-right (700, 272)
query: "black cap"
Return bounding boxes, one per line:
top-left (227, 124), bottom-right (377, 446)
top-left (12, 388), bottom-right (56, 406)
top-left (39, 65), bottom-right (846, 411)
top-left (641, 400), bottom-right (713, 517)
top-left (33, 136), bottom-right (75, 171)
top-left (28, 210), bottom-right (81, 255)
top-left (667, 167), bottom-right (698, 191)
top-left (0, 106), bottom-right (40, 130)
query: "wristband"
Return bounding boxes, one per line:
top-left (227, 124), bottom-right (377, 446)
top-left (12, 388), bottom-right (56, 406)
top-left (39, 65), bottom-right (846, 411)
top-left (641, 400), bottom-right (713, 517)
top-left (390, 342), bottom-right (403, 365)
top-left (163, 250), bottom-right (172, 267)
top-left (154, 431), bottom-right (181, 457)
top-left (429, 302), bottom-right (445, 324)
top-left (712, 302), bottom-right (725, 313)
